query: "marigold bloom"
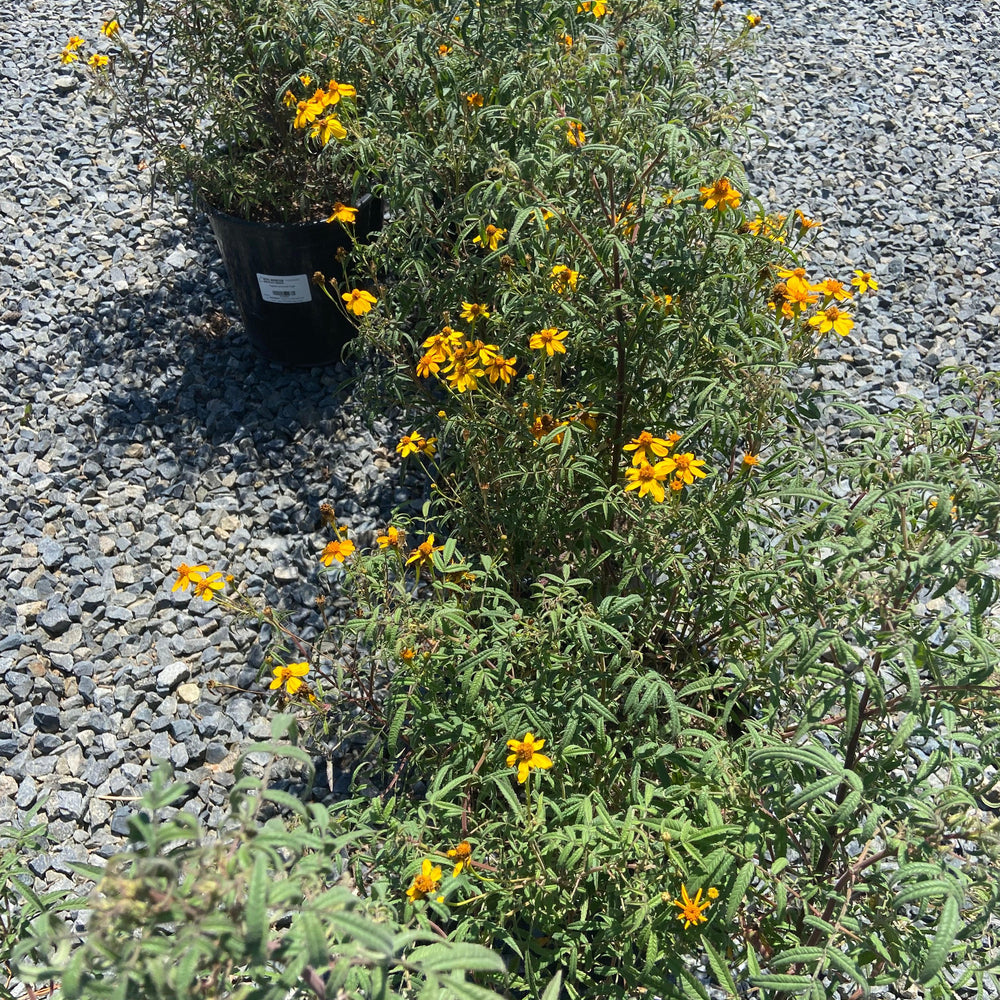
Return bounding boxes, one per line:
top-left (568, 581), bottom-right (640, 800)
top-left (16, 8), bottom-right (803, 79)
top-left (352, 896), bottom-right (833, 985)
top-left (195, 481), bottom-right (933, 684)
top-left (550, 264), bottom-right (579, 292)
top-left (282, 89), bottom-right (297, 108)
top-left (669, 477), bottom-right (684, 492)
top-left (577, 0), bottom-right (608, 14)
top-left (784, 275), bottom-right (819, 311)
top-left (172, 563), bottom-right (209, 593)
top-left (464, 92), bottom-right (484, 108)
top-left (530, 413), bottom-right (566, 443)
top-left (397, 432), bottom-right (437, 458)
top-left (473, 224), bottom-right (507, 251)
top-left (814, 277), bottom-right (853, 302)
top-left (416, 353), bottom-right (442, 378)
top-left (558, 33), bottom-right (573, 48)
top-left (506, 732), bottom-right (553, 783)
top-left (446, 360), bottom-right (482, 392)
top-left (326, 201), bottom-right (357, 225)
top-left (699, 177), bottom-right (742, 211)
top-left (407, 534), bottom-right (444, 569)
top-left (100, 20), bottom-right (120, 37)
top-left (485, 355), bottom-right (517, 384)
top-left (325, 79), bottom-right (356, 104)
top-left (447, 841), bottom-right (473, 877)
top-left (299, 73), bottom-right (312, 87)
top-left (808, 305), bottom-right (854, 337)
top-left (293, 98), bottom-right (323, 129)
top-left (624, 460), bottom-right (675, 502)
top-left (342, 289), bottom-right (377, 316)
top-left (88, 53), bottom-right (109, 69)
top-left (270, 661), bottom-right (309, 695)
top-left (60, 48), bottom-right (79, 64)
top-left (746, 12), bottom-right (761, 26)
top-left (851, 269), bottom-right (878, 293)
top-left (407, 859), bottom-right (443, 902)
top-left (742, 453), bottom-right (760, 467)
top-left (377, 525), bottom-right (405, 549)
top-left (438, 43), bottom-right (453, 55)
top-left (193, 571), bottom-right (225, 601)
top-left (530, 327), bottom-right (568, 356)
top-left (66, 36), bottom-right (85, 50)
top-left (310, 115), bottom-right (347, 145)
top-left (672, 884), bottom-right (714, 929)
top-left (400, 647), bottom-right (416, 661)
top-left (623, 431), bottom-right (673, 466)
top-left (794, 209), bottom-right (821, 230)
top-left (460, 301), bottom-right (490, 322)
top-left (672, 453), bottom-right (708, 485)
top-left (320, 538), bottom-right (355, 565)
top-left (566, 121), bottom-right (586, 147)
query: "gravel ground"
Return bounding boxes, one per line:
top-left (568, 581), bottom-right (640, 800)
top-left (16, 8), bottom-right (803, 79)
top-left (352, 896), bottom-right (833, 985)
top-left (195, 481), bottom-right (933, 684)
top-left (2, 0), bottom-right (999, 992)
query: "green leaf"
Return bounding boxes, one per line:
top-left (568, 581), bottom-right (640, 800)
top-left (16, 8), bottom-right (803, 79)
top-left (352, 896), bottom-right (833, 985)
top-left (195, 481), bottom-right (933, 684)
top-left (701, 936), bottom-right (739, 997)
top-left (244, 855), bottom-right (268, 962)
top-left (409, 942), bottom-right (506, 974)
top-left (917, 895), bottom-right (960, 984)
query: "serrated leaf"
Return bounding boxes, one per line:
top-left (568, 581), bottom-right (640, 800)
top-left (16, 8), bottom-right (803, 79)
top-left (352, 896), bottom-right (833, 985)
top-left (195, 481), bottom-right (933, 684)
top-left (244, 855), bottom-right (268, 961)
top-left (701, 936), bottom-right (739, 997)
top-left (409, 942), bottom-right (506, 974)
top-left (917, 895), bottom-right (960, 984)
top-left (725, 861), bottom-right (755, 922)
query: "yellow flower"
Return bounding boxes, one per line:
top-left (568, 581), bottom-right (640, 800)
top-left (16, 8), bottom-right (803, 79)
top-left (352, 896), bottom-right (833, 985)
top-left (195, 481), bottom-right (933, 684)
top-left (193, 571), bottom-right (225, 601)
top-left (66, 36), bottom-right (85, 50)
top-left (784, 275), bottom-right (819, 311)
top-left (310, 115), bottom-right (347, 145)
top-left (397, 432), bottom-right (437, 458)
top-left (60, 48), bottom-right (79, 64)
top-left (407, 859), bottom-right (443, 902)
top-left (320, 537), bottom-right (355, 565)
top-left (529, 327), bottom-right (568, 356)
top-left (282, 89), bottom-right (297, 108)
top-left (814, 278), bottom-right (853, 302)
top-left (400, 647), bottom-right (416, 661)
top-left (566, 121), bottom-right (586, 147)
top-left (464, 92), bottom-right (484, 108)
top-left (623, 431), bottom-right (673, 466)
top-left (325, 79), bottom-right (357, 104)
top-left (416, 353), bottom-right (442, 378)
top-left (438, 43), bottom-right (453, 55)
top-left (672, 884), bottom-right (714, 929)
top-left (172, 563), bottom-right (209, 593)
top-left (550, 264), bottom-right (579, 292)
top-left (299, 74), bottom-right (312, 87)
top-left (100, 20), bottom-right (120, 37)
top-left (795, 209), bottom-right (821, 230)
top-left (377, 525), bottom-right (405, 549)
top-left (485, 355), bottom-right (517, 384)
top-left (851, 269), bottom-right (878, 294)
top-left (506, 732), bottom-right (553, 784)
top-left (342, 289), bottom-right (377, 316)
top-left (671, 453), bottom-right (708, 485)
top-left (558, 33), bottom-right (573, 48)
top-left (406, 534), bottom-right (444, 569)
top-left (707, 887), bottom-right (720, 899)
top-left (326, 202), bottom-right (358, 225)
top-left (746, 12), bottom-right (762, 26)
top-left (270, 661), bottom-right (310, 695)
top-left (808, 305), bottom-right (854, 337)
top-left (88, 53), bottom-right (109, 69)
top-left (742, 453), bottom-right (760, 468)
top-left (447, 841), bottom-right (473, 877)
top-left (446, 360), bottom-right (482, 393)
top-left (473, 224), bottom-right (507, 251)
top-left (577, 0), bottom-right (608, 14)
top-left (294, 98), bottom-right (323, 129)
top-left (699, 177), bottom-right (742, 210)
top-left (460, 302), bottom-right (491, 323)
top-left (623, 460), bottom-right (676, 503)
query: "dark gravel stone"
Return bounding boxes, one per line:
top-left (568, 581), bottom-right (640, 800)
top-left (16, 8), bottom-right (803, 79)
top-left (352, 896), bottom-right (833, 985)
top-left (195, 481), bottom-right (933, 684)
top-left (33, 705), bottom-right (61, 733)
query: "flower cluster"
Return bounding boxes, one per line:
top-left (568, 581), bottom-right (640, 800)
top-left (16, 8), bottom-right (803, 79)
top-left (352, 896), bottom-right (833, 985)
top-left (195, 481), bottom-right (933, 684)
top-left (766, 263), bottom-right (877, 336)
top-left (172, 563), bottom-right (227, 600)
top-left (289, 76), bottom-right (357, 145)
top-left (396, 432), bottom-right (437, 458)
top-left (622, 432), bottom-right (707, 502)
top-left (59, 33), bottom-right (110, 69)
top-left (416, 321), bottom-right (517, 394)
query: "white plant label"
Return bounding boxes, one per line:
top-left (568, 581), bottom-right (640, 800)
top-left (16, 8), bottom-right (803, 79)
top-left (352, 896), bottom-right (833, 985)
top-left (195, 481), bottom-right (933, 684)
top-left (256, 273), bottom-right (312, 304)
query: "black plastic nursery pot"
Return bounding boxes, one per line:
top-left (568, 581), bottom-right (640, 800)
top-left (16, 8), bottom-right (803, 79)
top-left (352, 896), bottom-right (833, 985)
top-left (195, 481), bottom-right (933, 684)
top-left (207, 195), bottom-right (382, 367)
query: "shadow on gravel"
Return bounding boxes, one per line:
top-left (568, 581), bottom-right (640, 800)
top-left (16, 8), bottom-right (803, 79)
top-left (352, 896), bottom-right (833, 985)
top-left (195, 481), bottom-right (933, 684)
top-left (71, 213), bottom-right (395, 512)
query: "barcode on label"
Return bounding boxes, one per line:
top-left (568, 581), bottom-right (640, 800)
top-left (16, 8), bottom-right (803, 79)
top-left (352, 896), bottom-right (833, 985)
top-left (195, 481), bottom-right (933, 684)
top-left (256, 273), bottom-right (312, 304)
